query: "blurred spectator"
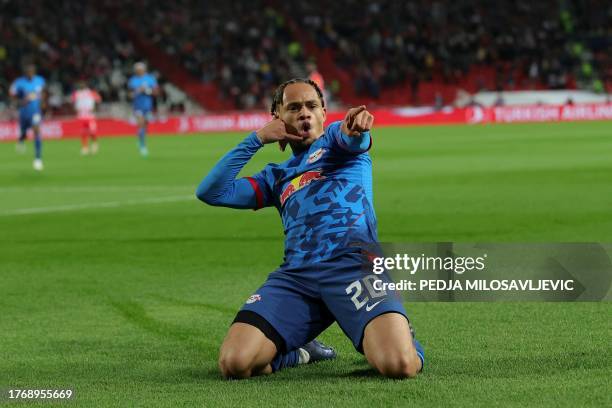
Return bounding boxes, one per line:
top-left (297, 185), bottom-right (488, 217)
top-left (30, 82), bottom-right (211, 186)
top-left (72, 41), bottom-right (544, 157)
top-left (0, 1), bottom-right (150, 114)
top-left (161, 82), bottom-right (188, 113)
top-left (1, 0), bottom-right (609, 112)
top-left (307, 62), bottom-right (325, 92)
top-left (277, 0), bottom-right (611, 98)
top-left (494, 93), bottom-right (505, 107)
top-left (116, 1), bottom-right (305, 110)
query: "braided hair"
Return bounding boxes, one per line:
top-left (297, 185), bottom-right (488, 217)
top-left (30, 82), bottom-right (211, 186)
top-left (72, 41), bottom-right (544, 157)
top-left (270, 78), bottom-right (325, 116)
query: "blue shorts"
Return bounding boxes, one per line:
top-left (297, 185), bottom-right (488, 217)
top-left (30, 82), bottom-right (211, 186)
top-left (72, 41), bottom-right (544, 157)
top-left (236, 251), bottom-right (412, 353)
top-left (134, 107), bottom-right (153, 121)
top-left (19, 112), bottom-right (42, 132)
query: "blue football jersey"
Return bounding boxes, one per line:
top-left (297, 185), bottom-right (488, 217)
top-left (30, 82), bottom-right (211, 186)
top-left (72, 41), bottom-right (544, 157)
top-left (248, 121), bottom-right (377, 267)
top-left (10, 75), bottom-right (45, 117)
top-left (128, 74), bottom-right (157, 111)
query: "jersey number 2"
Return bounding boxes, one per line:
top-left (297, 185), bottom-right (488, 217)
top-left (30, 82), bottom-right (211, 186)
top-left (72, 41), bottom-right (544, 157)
top-left (345, 275), bottom-right (387, 311)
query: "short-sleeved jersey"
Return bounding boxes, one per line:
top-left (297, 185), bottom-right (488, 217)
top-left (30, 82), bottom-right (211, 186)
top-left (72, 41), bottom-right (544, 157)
top-left (71, 89), bottom-right (101, 119)
top-left (127, 74), bottom-right (157, 111)
top-left (10, 75), bottom-right (45, 117)
top-left (248, 121), bottom-right (376, 268)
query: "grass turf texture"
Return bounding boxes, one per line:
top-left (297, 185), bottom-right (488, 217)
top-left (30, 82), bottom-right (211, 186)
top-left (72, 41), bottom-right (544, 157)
top-left (1, 121), bottom-right (611, 407)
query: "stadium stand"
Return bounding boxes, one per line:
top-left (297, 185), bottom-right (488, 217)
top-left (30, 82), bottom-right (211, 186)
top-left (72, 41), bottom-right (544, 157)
top-left (113, 0), bottom-right (307, 111)
top-left (0, 1), bottom-right (140, 115)
top-left (1, 0), bottom-right (609, 113)
top-left (272, 0), bottom-right (611, 105)
top-left (0, 1), bottom-right (188, 116)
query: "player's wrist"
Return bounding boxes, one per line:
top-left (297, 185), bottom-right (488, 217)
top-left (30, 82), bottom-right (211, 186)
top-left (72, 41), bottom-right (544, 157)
top-left (254, 130), bottom-right (266, 145)
top-left (251, 131), bottom-right (265, 147)
top-left (341, 121), bottom-right (360, 137)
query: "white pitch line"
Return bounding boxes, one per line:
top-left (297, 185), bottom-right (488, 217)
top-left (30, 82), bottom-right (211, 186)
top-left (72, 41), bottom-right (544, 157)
top-left (0, 195), bottom-right (194, 216)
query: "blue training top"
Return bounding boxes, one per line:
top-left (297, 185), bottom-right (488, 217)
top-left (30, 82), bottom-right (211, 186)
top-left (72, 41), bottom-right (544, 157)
top-left (196, 121), bottom-right (377, 268)
top-left (128, 74), bottom-right (157, 111)
top-left (10, 75), bottom-right (45, 118)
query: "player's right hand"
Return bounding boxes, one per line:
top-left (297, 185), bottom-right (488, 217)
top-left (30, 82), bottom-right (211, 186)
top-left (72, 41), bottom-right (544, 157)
top-left (256, 118), bottom-right (303, 151)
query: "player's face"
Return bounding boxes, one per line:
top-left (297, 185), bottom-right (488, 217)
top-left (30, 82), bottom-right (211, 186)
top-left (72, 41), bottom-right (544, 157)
top-left (25, 65), bottom-right (36, 78)
top-left (277, 83), bottom-right (326, 148)
top-left (135, 66), bottom-right (146, 76)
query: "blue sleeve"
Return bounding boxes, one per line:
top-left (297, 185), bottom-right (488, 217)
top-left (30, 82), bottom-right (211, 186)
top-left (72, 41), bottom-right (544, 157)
top-left (127, 77), bottom-right (136, 90)
top-left (9, 79), bottom-right (20, 95)
top-left (326, 121), bottom-right (371, 154)
top-left (195, 132), bottom-right (269, 209)
top-left (150, 75), bottom-right (158, 87)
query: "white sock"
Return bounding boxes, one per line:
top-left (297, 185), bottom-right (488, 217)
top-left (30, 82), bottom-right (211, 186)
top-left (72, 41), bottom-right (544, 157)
top-left (298, 347), bottom-right (310, 364)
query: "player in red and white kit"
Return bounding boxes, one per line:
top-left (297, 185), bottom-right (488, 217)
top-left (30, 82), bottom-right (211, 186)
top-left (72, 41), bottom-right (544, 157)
top-left (71, 81), bottom-right (102, 155)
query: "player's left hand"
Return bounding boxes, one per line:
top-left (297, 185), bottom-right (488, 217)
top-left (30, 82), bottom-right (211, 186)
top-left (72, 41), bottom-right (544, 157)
top-left (341, 105), bottom-right (374, 137)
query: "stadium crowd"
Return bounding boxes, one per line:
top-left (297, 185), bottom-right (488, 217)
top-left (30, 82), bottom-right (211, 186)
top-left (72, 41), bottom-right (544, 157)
top-left (115, 0), bottom-right (306, 110)
top-left (0, 1), bottom-right (188, 116)
top-left (0, 1), bottom-right (139, 114)
top-left (281, 0), bottom-right (610, 97)
top-left (1, 0), bottom-right (609, 113)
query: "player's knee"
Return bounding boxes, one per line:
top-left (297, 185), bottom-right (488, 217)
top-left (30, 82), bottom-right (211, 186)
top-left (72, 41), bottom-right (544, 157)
top-left (375, 351), bottom-right (420, 379)
top-left (218, 348), bottom-right (255, 379)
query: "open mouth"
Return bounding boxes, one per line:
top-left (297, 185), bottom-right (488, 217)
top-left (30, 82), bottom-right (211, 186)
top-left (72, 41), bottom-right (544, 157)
top-left (299, 122), bottom-right (312, 136)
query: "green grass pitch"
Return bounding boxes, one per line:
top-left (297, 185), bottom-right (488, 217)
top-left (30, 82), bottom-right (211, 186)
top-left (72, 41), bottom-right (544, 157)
top-left (1, 121), bottom-right (611, 407)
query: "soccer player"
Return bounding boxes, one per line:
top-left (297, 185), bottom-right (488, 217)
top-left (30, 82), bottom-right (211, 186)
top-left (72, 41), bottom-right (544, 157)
top-left (196, 79), bottom-right (424, 379)
top-left (71, 81), bottom-right (102, 155)
top-left (128, 62), bottom-right (158, 156)
top-left (9, 64), bottom-right (46, 171)
top-left (307, 62), bottom-right (330, 105)
top-left (306, 62), bottom-right (324, 92)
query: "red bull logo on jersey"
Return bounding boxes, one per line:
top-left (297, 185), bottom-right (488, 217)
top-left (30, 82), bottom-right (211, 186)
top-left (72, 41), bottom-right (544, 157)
top-left (280, 170), bottom-right (325, 206)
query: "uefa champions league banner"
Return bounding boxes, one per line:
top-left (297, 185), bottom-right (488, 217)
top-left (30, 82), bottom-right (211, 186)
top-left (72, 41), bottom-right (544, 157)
top-left (0, 103), bottom-right (611, 141)
top-left (357, 243), bottom-right (612, 302)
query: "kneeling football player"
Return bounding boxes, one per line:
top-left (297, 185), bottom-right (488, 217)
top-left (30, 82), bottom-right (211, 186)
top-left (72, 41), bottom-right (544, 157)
top-left (196, 79), bottom-right (424, 378)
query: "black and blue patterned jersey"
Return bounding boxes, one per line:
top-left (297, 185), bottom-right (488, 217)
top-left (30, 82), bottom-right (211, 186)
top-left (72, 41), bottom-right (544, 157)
top-left (196, 120), bottom-right (376, 268)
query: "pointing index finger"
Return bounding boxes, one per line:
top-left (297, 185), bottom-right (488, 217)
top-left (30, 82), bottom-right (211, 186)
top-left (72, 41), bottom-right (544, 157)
top-left (351, 105), bottom-right (366, 116)
top-left (347, 105), bottom-right (366, 129)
